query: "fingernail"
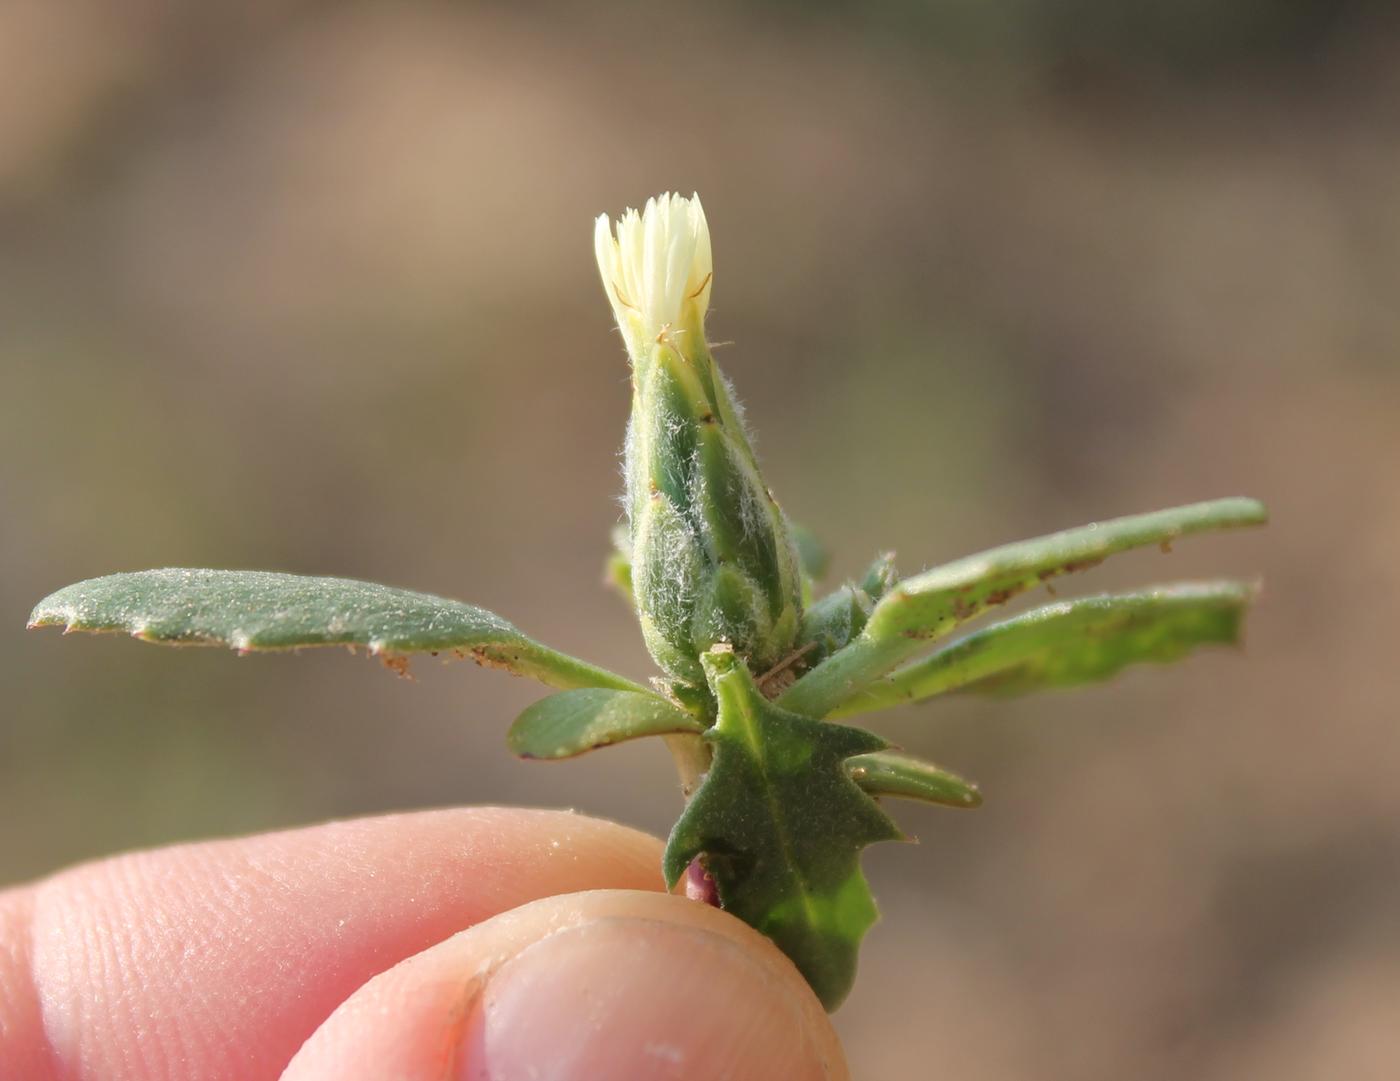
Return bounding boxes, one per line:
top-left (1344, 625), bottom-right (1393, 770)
top-left (459, 916), bottom-right (833, 1080)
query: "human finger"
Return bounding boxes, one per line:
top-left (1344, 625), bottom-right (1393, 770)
top-left (283, 888), bottom-right (848, 1081)
top-left (0, 807), bottom-right (663, 1081)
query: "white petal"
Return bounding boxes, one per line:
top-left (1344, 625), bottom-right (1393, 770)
top-left (593, 192), bottom-right (713, 355)
top-left (687, 194), bottom-right (713, 314)
top-left (593, 214), bottom-right (622, 315)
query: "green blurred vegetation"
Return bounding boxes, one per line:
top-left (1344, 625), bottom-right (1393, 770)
top-left (3, 1), bottom-right (1398, 1076)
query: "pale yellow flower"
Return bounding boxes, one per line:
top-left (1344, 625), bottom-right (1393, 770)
top-left (594, 192), bottom-right (713, 359)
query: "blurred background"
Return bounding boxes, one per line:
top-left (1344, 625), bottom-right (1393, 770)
top-left (3, 1), bottom-right (1398, 1076)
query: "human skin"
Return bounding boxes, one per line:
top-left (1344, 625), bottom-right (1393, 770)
top-left (0, 807), bottom-right (848, 1080)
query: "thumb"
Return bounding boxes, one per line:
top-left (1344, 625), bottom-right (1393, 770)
top-left (281, 889), bottom-right (849, 1081)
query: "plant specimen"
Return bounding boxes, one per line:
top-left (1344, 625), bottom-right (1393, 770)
top-left (28, 193), bottom-right (1266, 1010)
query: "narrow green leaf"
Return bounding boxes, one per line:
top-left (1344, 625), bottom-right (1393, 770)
top-left (865, 498), bottom-right (1266, 644)
top-left (845, 751), bottom-right (982, 808)
top-left (779, 497), bottom-right (1266, 719)
top-left (830, 581), bottom-right (1254, 718)
top-left (508, 689), bottom-right (704, 759)
top-left (664, 648), bottom-right (901, 1011)
top-left (28, 569), bottom-right (644, 692)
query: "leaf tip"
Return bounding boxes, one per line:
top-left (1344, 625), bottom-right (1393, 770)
top-left (1235, 496), bottom-right (1269, 524)
top-left (27, 602), bottom-right (68, 631)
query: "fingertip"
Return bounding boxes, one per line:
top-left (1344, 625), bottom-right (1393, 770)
top-left (0, 888), bottom-right (59, 1081)
top-left (8, 807), bottom-right (665, 1081)
top-left (463, 909), bottom-right (844, 1080)
top-left (284, 890), bottom-right (847, 1081)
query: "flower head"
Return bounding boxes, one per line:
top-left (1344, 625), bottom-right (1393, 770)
top-left (594, 192), bottom-right (713, 359)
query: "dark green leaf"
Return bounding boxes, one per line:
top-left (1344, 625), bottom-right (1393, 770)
top-left (780, 497), bottom-right (1266, 719)
top-left (664, 648), bottom-right (901, 1011)
top-left (797, 555), bottom-right (900, 667)
top-left (798, 584), bottom-right (871, 665)
top-left (845, 751), bottom-right (982, 808)
top-left (831, 581), bottom-right (1254, 718)
top-left (28, 569), bottom-right (643, 692)
top-left (857, 551), bottom-right (899, 601)
top-left (508, 689), bottom-right (703, 759)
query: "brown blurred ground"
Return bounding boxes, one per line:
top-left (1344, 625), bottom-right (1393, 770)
top-left (3, 2), bottom-right (1398, 1077)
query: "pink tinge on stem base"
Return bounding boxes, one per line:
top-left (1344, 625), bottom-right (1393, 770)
top-left (684, 857), bottom-right (720, 906)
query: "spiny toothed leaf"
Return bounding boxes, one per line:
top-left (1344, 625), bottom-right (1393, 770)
top-left (845, 750), bottom-right (982, 809)
top-left (28, 569), bottom-right (643, 692)
top-left (779, 497), bottom-right (1267, 719)
top-left (508, 689), bottom-right (704, 760)
top-left (663, 648), bottom-right (902, 1011)
top-left (830, 580), bottom-right (1255, 718)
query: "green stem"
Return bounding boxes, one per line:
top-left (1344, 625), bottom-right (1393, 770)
top-left (663, 732), bottom-right (713, 799)
top-left (776, 632), bottom-right (898, 719)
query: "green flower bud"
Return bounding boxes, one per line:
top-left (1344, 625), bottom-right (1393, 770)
top-left (595, 194), bottom-right (803, 687)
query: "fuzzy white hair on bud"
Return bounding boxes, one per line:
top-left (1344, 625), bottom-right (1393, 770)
top-left (594, 192), bottom-right (712, 359)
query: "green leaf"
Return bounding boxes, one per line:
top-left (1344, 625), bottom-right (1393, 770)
top-left (29, 569), bottom-right (644, 692)
top-left (604, 549), bottom-right (634, 606)
top-left (798, 584), bottom-right (872, 665)
top-left (664, 648), bottom-right (901, 1011)
top-left (830, 580), bottom-right (1254, 718)
top-left (605, 523), bottom-right (634, 606)
top-left (845, 750), bottom-right (982, 808)
top-left (857, 551), bottom-right (899, 601)
top-left (779, 497), bottom-right (1267, 719)
top-left (867, 499), bottom-right (1266, 643)
top-left (797, 553), bottom-right (901, 667)
top-left (508, 688), bottom-right (704, 759)
top-left (791, 521), bottom-right (830, 581)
